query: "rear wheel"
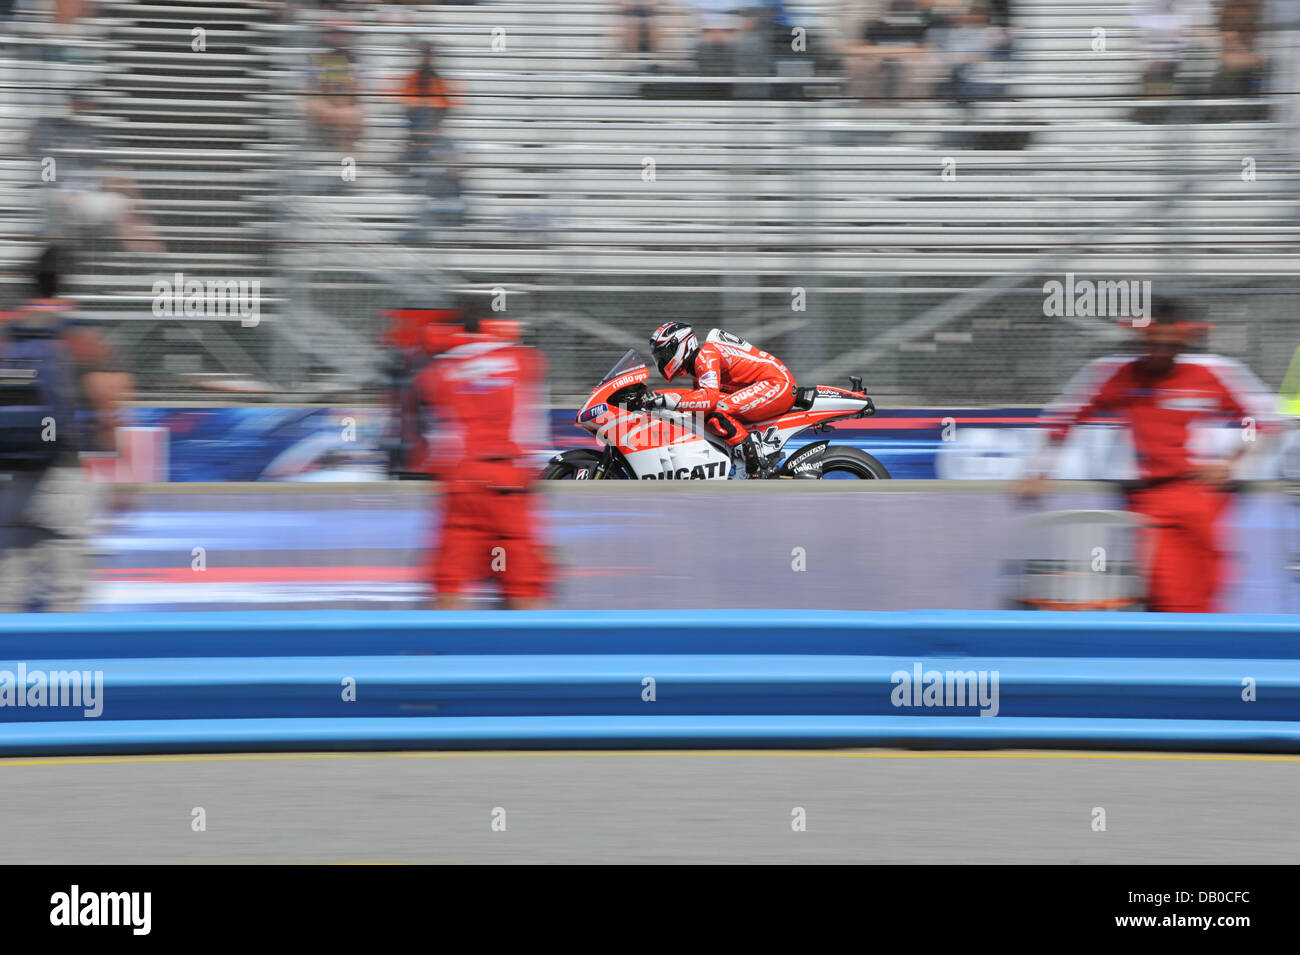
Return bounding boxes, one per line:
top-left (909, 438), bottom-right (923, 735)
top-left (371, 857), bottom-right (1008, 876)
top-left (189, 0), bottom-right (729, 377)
top-left (819, 446), bottom-right (891, 479)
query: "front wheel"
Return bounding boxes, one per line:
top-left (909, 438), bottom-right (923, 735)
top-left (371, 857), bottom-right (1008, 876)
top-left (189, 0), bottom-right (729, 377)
top-left (818, 446), bottom-right (891, 479)
top-left (541, 449), bottom-right (632, 480)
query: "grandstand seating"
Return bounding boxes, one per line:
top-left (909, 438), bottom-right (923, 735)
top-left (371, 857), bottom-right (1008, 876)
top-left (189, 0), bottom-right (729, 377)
top-left (0, 0), bottom-right (1295, 401)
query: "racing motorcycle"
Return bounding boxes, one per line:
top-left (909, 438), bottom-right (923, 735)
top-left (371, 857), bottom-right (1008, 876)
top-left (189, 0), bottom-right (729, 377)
top-left (543, 349), bottom-right (891, 480)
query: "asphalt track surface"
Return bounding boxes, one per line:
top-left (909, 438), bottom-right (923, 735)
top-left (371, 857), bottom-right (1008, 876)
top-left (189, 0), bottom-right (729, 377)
top-left (1, 749), bottom-right (1297, 864)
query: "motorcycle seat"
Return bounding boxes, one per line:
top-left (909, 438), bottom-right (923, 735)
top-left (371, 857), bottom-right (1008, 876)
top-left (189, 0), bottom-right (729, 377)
top-left (791, 385), bottom-right (817, 411)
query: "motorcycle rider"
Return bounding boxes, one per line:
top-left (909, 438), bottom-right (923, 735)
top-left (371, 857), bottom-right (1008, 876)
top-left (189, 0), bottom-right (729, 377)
top-left (642, 322), bottom-right (796, 478)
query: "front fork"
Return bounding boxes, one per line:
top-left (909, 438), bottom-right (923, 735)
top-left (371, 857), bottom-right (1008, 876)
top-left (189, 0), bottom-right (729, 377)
top-left (592, 445), bottom-right (627, 479)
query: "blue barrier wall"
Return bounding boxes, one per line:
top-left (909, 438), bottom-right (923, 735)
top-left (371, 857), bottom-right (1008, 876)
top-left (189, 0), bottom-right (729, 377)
top-left (0, 610), bottom-right (1296, 753)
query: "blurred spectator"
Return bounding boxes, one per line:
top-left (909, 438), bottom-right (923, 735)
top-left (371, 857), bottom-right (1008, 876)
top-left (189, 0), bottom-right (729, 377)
top-left (396, 43), bottom-right (467, 238)
top-left (683, 0), bottom-right (749, 74)
top-left (304, 25), bottom-right (364, 153)
top-left (1017, 300), bottom-right (1280, 613)
top-left (53, 0), bottom-right (92, 18)
top-left (1206, 0), bottom-right (1268, 119)
top-left (1263, 0), bottom-right (1300, 147)
top-left (0, 247), bottom-right (128, 612)
top-left (397, 41), bottom-right (461, 165)
top-left (44, 0), bottom-right (96, 63)
top-left (1131, 0), bottom-right (1215, 123)
top-left (32, 96), bottom-right (163, 254)
top-left (839, 0), bottom-right (939, 104)
top-left (672, 0), bottom-right (806, 96)
top-left (739, 0), bottom-right (803, 93)
top-left (417, 298), bottom-right (552, 610)
top-left (379, 304), bottom-right (459, 477)
top-left (613, 1), bottom-right (676, 68)
top-left (935, 0), bottom-right (1007, 106)
top-left (986, 0), bottom-right (1012, 28)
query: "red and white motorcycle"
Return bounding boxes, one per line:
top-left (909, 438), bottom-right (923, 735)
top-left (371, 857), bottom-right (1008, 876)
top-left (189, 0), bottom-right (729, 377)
top-left (543, 349), bottom-right (891, 480)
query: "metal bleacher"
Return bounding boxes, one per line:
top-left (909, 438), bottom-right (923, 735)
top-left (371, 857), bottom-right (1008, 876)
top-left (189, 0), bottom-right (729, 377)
top-left (267, 0), bottom-right (1297, 270)
top-left (0, 0), bottom-right (278, 392)
top-left (1, 0), bottom-right (1297, 402)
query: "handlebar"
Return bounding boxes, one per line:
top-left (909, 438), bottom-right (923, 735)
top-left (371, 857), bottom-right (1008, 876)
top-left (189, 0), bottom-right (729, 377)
top-left (611, 381), bottom-right (649, 410)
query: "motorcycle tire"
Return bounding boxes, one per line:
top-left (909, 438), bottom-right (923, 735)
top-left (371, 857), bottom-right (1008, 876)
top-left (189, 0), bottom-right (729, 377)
top-left (818, 446), bottom-right (891, 479)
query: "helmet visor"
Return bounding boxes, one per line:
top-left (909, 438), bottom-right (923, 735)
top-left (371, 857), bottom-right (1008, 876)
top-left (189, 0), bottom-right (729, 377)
top-left (652, 339), bottom-right (679, 378)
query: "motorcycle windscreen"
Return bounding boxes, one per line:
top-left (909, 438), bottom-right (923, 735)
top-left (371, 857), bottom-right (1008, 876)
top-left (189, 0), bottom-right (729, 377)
top-left (599, 349), bottom-right (646, 384)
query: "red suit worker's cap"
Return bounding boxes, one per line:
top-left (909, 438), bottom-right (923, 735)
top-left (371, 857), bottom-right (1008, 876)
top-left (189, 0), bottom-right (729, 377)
top-left (1117, 316), bottom-right (1211, 342)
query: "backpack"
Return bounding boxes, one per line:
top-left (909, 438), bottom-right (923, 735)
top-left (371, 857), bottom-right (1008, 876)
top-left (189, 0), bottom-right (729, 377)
top-left (0, 322), bottom-right (76, 471)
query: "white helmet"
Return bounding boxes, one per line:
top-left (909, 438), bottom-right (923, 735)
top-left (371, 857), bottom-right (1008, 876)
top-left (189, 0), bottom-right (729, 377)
top-left (649, 321), bottom-right (699, 381)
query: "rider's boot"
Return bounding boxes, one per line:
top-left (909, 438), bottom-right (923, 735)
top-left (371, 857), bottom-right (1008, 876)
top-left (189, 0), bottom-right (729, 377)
top-left (737, 432), bottom-right (778, 479)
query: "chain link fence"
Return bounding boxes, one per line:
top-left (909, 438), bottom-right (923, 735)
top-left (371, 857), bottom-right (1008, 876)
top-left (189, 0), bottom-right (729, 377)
top-left (513, 277), bottom-right (1300, 404)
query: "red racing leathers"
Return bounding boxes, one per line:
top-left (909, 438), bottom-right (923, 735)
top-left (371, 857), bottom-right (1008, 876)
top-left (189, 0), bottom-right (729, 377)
top-left (1045, 353), bottom-right (1276, 612)
top-left (671, 331), bottom-right (796, 446)
top-left (417, 336), bottom-right (551, 600)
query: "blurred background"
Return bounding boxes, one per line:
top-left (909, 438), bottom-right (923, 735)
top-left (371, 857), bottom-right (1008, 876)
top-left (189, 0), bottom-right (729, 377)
top-left (1, 0), bottom-right (1298, 406)
top-left (0, 0), bottom-right (1297, 613)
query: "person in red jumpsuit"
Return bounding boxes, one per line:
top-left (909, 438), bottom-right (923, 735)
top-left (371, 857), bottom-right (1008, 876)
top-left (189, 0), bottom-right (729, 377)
top-left (642, 322), bottom-right (796, 477)
top-left (417, 304), bottom-right (551, 609)
top-left (1018, 301), bottom-right (1277, 612)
